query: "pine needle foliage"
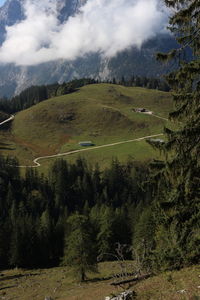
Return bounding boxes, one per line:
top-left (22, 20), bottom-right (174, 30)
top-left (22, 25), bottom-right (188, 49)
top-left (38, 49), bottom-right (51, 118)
top-left (62, 214), bottom-right (98, 282)
top-left (152, 0), bottom-right (200, 270)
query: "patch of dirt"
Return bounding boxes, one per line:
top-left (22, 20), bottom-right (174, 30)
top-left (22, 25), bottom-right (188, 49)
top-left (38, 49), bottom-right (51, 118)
top-left (118, 93), bottom-right (134, 104)
top-left (58, 112), bottom-right (76, 123)
top-left (106, 87), bottom-right (134, 104)
top-left (13, 136), bottom-right (55, 156)
top-left (58, 134), bottom-right (71, 147)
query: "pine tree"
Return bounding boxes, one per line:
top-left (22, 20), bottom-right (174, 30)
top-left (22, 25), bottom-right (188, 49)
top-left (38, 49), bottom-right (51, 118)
top-left (152, 0), bottom-right (200, 269)
top-left (97, 206), bottom-right (115, 259)
top-left (63, 214), bottom-right (97, 281)
top-left (112, 77), bottom-right (116, 84)
top-left (132, 207), bottom-right (156, 271)
top-left (38, 209), bottom-right (53, 266)
top-left (0, 220), bottom-right (11, 268)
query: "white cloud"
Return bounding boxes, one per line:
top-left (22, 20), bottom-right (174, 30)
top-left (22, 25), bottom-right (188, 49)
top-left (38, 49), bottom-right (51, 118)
top-left (0, 0), bottom-right (168, 66)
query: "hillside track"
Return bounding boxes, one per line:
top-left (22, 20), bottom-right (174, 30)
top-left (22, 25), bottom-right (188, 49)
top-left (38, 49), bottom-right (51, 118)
top-left (140, 111), bottom-right (169, 122)
top-left (0, 114), bottom-right (14, 126)
top-left (18, 133), bottom-right (164, 168)
top-left (151, 114), bottom-right (169, 121)
top-left (1, 113), bottom-right (168, 168)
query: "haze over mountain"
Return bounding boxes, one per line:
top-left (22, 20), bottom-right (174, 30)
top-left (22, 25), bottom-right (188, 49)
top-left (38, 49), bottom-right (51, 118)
top-left (0, 0), bottom-right (178, 97)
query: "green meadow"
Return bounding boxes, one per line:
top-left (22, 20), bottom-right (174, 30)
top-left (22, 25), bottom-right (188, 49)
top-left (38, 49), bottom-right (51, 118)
top-left (0, 84), bottom-right (173, 171)
top-left (0, 263), bottom-right (199, 300)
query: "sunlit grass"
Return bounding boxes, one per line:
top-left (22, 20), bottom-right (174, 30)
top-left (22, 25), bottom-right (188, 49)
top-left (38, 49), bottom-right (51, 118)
top-left (0, 84), bottom-right (173, 171)
top-left (0, 263), bottom-right (199, 300)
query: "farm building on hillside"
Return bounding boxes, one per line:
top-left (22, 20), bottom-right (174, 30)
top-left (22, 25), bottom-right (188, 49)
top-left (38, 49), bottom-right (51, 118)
top-left (133, 108), bottom-right (151, 113)
top-left (79, 141), bottom-right (94, 147)
top-left (149, 138), bottom-right (165, 143)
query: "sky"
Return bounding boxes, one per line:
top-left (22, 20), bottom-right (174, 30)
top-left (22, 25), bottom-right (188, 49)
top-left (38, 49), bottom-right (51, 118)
top-left (0, 0), bottom-right (169, 66)
top-left (0, 0), bottom-right (6, 7)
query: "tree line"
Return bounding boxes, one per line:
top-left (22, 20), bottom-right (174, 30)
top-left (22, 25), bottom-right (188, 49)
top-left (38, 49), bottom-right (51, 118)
top-left (0, 78), bottom-right (97, 114)
top-left (0, 150), bottom-right (198, 279)
top-left (0, 156), bottom-right (150, 274)
top-left (110, 75), bottom-right (170, 92)
top-left (0, 75), bottom-right (169, 115)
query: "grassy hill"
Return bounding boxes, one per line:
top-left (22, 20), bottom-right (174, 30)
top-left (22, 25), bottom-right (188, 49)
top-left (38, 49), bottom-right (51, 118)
top-left (0, 84), bottom-right (173, 170)
top-left (0, 263), bottom-right (199, 300)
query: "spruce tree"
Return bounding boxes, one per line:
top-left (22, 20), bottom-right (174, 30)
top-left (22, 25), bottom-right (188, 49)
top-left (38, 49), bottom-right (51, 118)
top-left (97, 206), bottom-right (115, 259)
top-left (38, 209), bottom-right (53, 266)
top-left (63, 214), bottom-right (97, 281)
top-left (152, 0), bottom-right (200, 269)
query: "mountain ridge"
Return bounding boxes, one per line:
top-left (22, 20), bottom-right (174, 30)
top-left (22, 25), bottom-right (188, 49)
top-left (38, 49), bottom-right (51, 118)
top-left (0, 0), bottom-right (178, 98)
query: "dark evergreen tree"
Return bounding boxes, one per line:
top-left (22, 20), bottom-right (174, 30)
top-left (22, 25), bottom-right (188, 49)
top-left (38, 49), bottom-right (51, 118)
top-left (120, 76), bottom-right (126, 86)
top-left (132, 207), bottom-right (156, 271)
top-left (135, 76), bottom-right (142, 87)
top-left (112, 77), bottom-right (116, 84)
top-left (152, 0), bottom-right (200, 269)
top-left (0, 78), bottom-right (97, 114)
top-left (63, 214), bottom-right (97, 281)
top-left (0, 155), bottom-right (155, 270)
top-left (97, 206), bottom-right (116, 259)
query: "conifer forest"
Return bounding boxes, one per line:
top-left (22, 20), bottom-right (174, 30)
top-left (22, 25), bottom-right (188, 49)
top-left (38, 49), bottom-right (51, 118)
top-left (0, 0), bottom-right (199, 294)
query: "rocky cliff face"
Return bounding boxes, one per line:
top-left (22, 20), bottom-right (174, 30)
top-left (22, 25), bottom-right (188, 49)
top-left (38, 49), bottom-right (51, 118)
top-left (0, 0), bottom-right (24, 44)
top-left (0, 0), bottom-right (177, 98)
top-left (57, 0), bottom-right (87, 22)
top-left (0, 0), bottom-right (87, 43)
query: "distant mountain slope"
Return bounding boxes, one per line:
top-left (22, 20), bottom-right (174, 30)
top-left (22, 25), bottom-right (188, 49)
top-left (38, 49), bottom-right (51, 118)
top-left (0, 0), bottom-right (178, 98)
top-left (0, 34), bottom-right (178, 98)
top-left (0, 0), bottom-right (24, 44)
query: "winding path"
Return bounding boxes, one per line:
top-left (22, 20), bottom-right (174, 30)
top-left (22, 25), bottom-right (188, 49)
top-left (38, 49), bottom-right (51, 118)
top-left (0, 114), bottom-right (14, 126)
top-left (18, 133), bottom-right (164, 168)
top-left (0, 112), bottom-right (168, 168)
top-left (140, 111), bottom-right (169, 121)
top-left (151, 114), bottom-right (169, 121)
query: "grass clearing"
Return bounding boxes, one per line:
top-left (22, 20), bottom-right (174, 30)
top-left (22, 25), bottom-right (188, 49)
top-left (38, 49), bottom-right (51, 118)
top-left (135, 266), bottom-right (200, 300)
top-left (0, 84), bottom-right (173, 171)
top-left (0, 263), bottom-right (199, 300)
top-left (39, 139), bottom-right (164, 174)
